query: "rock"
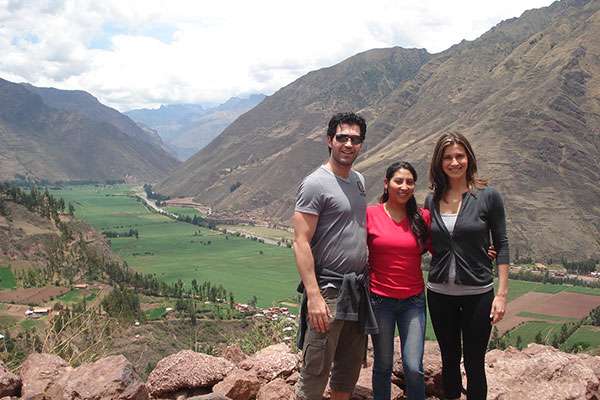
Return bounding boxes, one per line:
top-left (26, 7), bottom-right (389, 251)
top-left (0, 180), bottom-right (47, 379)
top-left (20, 353), bottom-right (147, 400)
top-left (62, 355), bottom-right (148, 400)
top-left (20, 353), bottom-right (69, 399)
top-left (147, 350), bottom-right (235, 397)
top-left (212, 369), bottom-right (261, 400)
top-left (393, 340), bottom-right (443, 398)
top-left (285, 371), bottom-right (300, 385)
top-left (351, 365), bottom-right (403, 400)
top-left (256, 378), bottom-right (294, 400)
top-left (221, 345), bottom-right (247, 365)
top-left (486, 344), bottom-right (600, 400)
top-left (0, 362), bottom-right (20, 398)
top-left (238, 344), bottom-right (298, 381)
top-left (188, 394), bottom-right (232, 400)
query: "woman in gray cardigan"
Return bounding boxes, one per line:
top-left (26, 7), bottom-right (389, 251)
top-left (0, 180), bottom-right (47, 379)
top-left (424, 132), bottom-right (509, 400)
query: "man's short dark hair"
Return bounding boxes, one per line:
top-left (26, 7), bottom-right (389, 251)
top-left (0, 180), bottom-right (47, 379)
top-left (327, 112), bottom-right (367, 140)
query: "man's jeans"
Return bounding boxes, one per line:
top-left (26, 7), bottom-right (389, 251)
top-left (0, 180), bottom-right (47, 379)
top-left (370, 292), bottom-right (426, 400)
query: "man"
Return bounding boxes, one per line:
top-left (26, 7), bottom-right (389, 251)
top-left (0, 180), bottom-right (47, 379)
top-left (293, 112), bottom-right (377, 400)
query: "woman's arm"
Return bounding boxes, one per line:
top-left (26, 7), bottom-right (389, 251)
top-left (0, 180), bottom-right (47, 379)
top-left (491, 263), bottom-right (508, 324)
top-left (488, 188), bottom-right (510, 323)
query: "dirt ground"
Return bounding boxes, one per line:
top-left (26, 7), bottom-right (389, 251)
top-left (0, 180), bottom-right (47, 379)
top-left (496, 291), bottom-right (600, 334)
top-left (0, 286), bottom-right (69, 305)
top-left (0, 303), bottom-right (30, 318)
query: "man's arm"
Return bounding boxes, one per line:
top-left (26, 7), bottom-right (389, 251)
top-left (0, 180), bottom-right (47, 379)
top-left (292, 211), bottom-right (331, 333)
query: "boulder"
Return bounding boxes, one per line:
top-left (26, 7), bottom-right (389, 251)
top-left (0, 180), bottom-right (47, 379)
top-left (285, 371), bottom-right (300, 385)
top-left (238, 344), bottom-right (298, 381)
top-left (256, 378), bottom-right (294, 400)
top-left (62, 355), bottom-right (148, 400)
top-left (212, 369), bottom-right (261, 400)
top-left (486, 344), bottom-right (600, 400)
top-left (221, 345), bottom-right (247, 365)
top-left (352, 365), bottom-right (403, 400)
top-left (147, 350), bottom-right (235, 397)
top-left (392, 339), bottom-right (443, 398)
top-left (0, 362), bottom-right (20, 398)
top-left (20, 353), bottom-right (69, 399)
top-left (188, 394), bottom-right (232, 400)
top-left (20, 353), bottom-right (148, 400)
top-left (188, 395), bottom-right (231, 400)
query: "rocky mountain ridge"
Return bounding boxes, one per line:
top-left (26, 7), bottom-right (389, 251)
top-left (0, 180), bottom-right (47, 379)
top-left (0, 78), bottom-right (179, 183)
top-left (157, 0), bottom-right (600, 261)
top-left (126, 95), bottom-right (266, 160)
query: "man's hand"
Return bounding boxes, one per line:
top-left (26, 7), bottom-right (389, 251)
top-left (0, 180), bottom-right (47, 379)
top-left (307, 292), bottom-right (332, 333)
top-left (490, 294), bottom-right (506, 324)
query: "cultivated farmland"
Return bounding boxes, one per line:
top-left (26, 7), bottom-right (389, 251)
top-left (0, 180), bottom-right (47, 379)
top-left (50, 185), bottom-right (298, 307)
top-left (47, 184), bottom-right (600, 349)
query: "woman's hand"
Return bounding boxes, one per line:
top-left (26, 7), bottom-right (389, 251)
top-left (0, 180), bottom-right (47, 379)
top-left (490, 294), bottom-right (506, 324)
top-left (487, 245), bottom-right (497, 260)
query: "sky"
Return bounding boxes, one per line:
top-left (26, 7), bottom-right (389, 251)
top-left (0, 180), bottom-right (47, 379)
top-left (0, 0), bottom-right (555, 111)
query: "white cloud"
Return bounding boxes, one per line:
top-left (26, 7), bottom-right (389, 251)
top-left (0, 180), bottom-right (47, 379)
top-left (0, 0), bottom-right (554, 111)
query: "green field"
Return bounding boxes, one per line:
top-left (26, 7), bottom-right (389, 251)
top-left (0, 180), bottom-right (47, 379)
top-left (48, 184), bottom-right (600, 348)
top-left (50, 185), bottom-right (298, 307)
top-left (0, 267), bottom-right (16, 289)
top-left (507, 279), bottom-right (600, 302)
top-left (20, 319), bottom-right (43, 331)
top-left (145, 306), bottom-right (167, 320)
top-left (506, 321), bottom-right (563, 346)
top-left (164, 206), bottom-right (203, 218)
top-left (0, 315), bottom-right (17, 329)
top-left (57, 288), bottom-right (97, 304)
top-left (563, 325), bottom-right (600, 350)
top-left (516, 311), bottom-right (578, 322)
top-left (217, 224), bottom-right (294, 241)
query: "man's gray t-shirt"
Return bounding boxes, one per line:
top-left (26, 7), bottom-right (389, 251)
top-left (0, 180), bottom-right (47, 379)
top-left (295, 165), bottom-right (368, 275)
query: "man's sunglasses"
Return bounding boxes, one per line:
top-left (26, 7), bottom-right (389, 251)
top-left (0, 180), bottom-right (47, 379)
top-left (334, 133), bottom-right (363, 145)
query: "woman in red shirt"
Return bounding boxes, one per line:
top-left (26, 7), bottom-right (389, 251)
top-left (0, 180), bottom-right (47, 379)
top-left (367, 161), bottom-right (430, 400)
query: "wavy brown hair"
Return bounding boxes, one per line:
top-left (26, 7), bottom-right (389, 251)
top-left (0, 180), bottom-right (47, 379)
top-left (429, 133), bottom-right (487, 203)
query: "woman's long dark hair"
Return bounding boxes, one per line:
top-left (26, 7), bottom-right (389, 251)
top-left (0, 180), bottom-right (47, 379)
top-left (380, 161), bottom-right (429, 248)
top-left (428, 132), bottom-right (487, 204)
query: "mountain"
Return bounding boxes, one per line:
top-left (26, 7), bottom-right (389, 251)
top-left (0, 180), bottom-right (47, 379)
top-left (157, 0), bottom-right (600, 261)
top-left (126, 95), bottom-right (266, 160)
top-left (0, 78), bottom-right (179, 182)
top-left (22, 84), bottom-right (165, 149)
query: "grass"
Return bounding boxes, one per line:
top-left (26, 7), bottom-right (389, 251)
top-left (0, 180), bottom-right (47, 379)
top-left (50, 185), bottom-right (298, 307)
top-left (516, 311), bottom-right (578, 322)
top-left (507, 279), bottom-right (600, 301)
top-left (563, 325), bottom-right (600, 350)
top-left (217, 224), bottom-right (293, 241)
top-left (164, 206), bottom-right (204, 218)
top-left (0, 315), bottom-right (17, 329)
top-left (145, 306), bottom-right (167, 320)
top-left (505, 321), bottom-right (562, 346)
top-left (56, 288), bottom-right (98, 304)
top-left (0, 267), bottom-right (16, 289)
top-left (57, 289), bottom-right (81, 303)
top-left (20, 319), bottom-right (43, 331)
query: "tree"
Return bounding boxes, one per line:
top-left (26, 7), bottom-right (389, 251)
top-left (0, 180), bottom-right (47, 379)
top-left (68, 202), bottom-right (75, 216)
top-left (590, 306), bottom-right (600, 326)
top-left (488, 326), bottom-right (500, 350)
top-left (534, 331), bottom-right (543, 344)
top-left (516, 335), bottom-right (523, 350)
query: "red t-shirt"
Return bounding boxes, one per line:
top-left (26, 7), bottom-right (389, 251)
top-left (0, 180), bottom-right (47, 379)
top-left (367, 204), bottom-right (431, 299)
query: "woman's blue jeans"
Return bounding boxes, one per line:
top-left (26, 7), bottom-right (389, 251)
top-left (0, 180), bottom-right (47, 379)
top-left (370, 291), bottom-right (426, 400)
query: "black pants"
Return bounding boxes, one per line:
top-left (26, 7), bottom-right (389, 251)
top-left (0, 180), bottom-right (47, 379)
top-left (427, 289), bottom-right (494, 400)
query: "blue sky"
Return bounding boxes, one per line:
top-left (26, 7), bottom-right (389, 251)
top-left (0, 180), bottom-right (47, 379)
top-left (0, 0), bottom-right (554, 111)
